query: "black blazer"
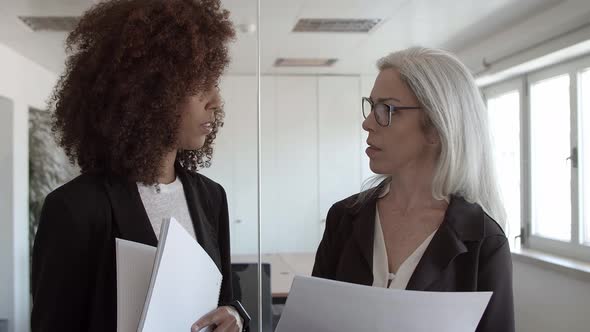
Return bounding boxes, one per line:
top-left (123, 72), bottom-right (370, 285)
top-left (31, 165), bottom-right (234, 332)
top-left (312, 191), bottom-right (515, 332)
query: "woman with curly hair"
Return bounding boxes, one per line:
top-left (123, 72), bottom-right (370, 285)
top-left (30, 1), bottom-right (248, 331)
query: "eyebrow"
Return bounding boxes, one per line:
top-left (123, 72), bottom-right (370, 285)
top-left (371, 97), bottom-right (402, 103)
top-left (207, 103), bottom-right (224, 109)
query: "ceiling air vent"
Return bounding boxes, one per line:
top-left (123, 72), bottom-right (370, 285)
top-left (274, 58), bottom-right (338, 67)
top-left (293, 18), bottom-right (382, 33)
top-left (18, 16), bottom-right (79, 32)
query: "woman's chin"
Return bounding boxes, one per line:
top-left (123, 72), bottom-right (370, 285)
top-left (182, 138), bottom-right (207, 151)
top-left (369, 161), bottom-right (389, 175)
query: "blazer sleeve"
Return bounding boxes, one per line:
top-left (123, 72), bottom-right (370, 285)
top-left (216, 184), bottom-right (234, 305)
top-left (31, 192), bottom-right (94, 332)
top-left (476, 235), bottom-right (515, 332)
top-left (312, 204), bottom-right (342, 279)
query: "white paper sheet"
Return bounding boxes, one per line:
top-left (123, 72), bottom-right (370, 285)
top-left (276, 276), bottom-right (492, 332)
top-left (138, 217), bottom-right (223, 332)
top-left (115, 239), bottom-right (157, 332)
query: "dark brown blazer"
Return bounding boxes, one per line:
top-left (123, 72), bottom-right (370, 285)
top-left (312, 190), bottom-right (515, 332)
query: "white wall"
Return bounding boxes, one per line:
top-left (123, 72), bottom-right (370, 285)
top-left (0, 42), bottom-right (56, 332)
top-left (513, 260), bottom-right (590, 332)
top-left (318, 76), bottom-right (362, 236)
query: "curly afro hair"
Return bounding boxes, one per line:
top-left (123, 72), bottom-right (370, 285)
top-left (49, 0), bottom-right (235, 184)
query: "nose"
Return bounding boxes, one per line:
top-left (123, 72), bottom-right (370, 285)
top-left (362, 111), bottom-right (377, 133)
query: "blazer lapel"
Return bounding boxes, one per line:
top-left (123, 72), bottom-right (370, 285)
top-left (348, 182), bottom-right (391, 285)
top-left (406, 195), bottom-right (484, 290)
top-left (351, 197), bottom-right (378, 282)
top-left (176, 166), bottom-right (221, 268)
top-left (405, 221), bottom-right (467, 290)
top-left (103, 175), bottom-right (158, 247)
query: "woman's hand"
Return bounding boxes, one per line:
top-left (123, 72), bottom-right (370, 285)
top-left (191, 306), bottom-right (243, 332)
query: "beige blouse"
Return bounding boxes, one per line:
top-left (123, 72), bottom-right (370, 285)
top-left (372, 185), bottom-right (438, 289)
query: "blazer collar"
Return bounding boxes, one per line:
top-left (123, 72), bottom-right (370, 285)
top-left (102, 164), bottom-right (216, 255)
top-left (407, 196), bottom-right (485, 290)
top-left (103, 173), bottom-right (158, 247)
top-left (352, 199), bottom-right (377, 274)
top-left (176, 165), bottom-right (220, 265)
top-left (349, 192), bottom-right (486, 290)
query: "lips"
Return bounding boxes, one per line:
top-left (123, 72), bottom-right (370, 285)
top-left (366, 140), bottom-right (381, 151)
top-left (366, 140), bottom-right (382, 158)
top-left (200, 122), bottom-right (213, 134)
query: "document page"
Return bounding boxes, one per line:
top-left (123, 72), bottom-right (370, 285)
top-left (276, 276), bottom-right (492, 332)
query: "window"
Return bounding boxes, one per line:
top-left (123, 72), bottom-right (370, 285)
top-left (484, 56), bottom-right (590, 262)
top-left (485, 85), bottom-right (522, 244)
top-left (529, 74), bottom-right (571, 242)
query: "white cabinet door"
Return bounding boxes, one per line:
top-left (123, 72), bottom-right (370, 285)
top-left (207, 75), bottom-right (368, 255)
top-left (202, 76), bottom-right (258, 255)
top-left (199, 78), bottom-right (235, 216)
top-left (318, 76), bottom-right (362, 236)
top-left (229, 76), bottom-right (259, 255)
top-left (261, 76), bottom-right (319, 253)
top-left (260, 76), bottom-right (278, 253)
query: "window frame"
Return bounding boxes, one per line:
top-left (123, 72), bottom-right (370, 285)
top-left (482, 55), bottom-right (590, 263)
top-left (482, 79), bottom-right (526, 248)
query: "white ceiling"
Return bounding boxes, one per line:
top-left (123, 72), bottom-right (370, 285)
top-left (1, 0), bottom-right (589, 76)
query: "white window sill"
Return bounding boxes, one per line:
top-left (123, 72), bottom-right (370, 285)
top-left (511, 246), bottom-right (590, 283)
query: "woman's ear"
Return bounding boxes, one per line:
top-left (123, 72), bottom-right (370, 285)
top-left (421, 115), bottom-right (440, 146)
top-left (426, 130), bottom-right (440, 145)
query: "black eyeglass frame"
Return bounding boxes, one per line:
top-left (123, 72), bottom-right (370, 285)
top-left (362, 96), bottom-right (422, 127)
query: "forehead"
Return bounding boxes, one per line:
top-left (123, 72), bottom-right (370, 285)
top-left (193, 85), bottom-right (221, 100)
top-left (370, 68), bottom-right (417, 104)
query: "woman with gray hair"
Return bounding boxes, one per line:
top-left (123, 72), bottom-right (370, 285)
top-left (312, 47), bottom-right (514, 332)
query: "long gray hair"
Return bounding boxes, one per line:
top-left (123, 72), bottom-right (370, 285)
top-left (360, 47), bottom-right (506, 227)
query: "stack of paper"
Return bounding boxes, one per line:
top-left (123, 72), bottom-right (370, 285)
top-left (115, 240), bottom-right (156, 332)
top-left (116, 218), bottom-right (222, 332)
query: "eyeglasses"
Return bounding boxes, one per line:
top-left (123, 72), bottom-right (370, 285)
top-left (362, 97), bottom-right (421, 127)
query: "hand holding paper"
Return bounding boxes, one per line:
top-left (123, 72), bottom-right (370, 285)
top-left (191, 306), bottom-right (243, 332)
